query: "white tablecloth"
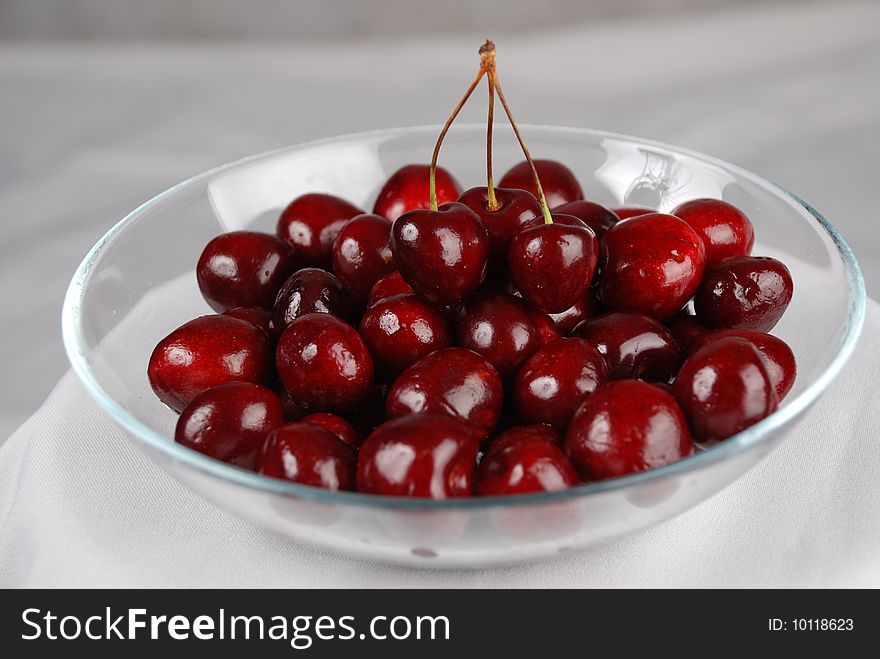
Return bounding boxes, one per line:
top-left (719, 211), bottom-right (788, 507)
top-left (1, 299), bottom-right (877, 588)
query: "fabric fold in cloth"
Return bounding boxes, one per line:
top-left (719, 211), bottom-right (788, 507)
top-left (1, 300), bottom-right (878, 588)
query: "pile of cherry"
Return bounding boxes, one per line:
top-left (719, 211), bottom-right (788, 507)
top-left (148, 158), bottom-right (795, 498)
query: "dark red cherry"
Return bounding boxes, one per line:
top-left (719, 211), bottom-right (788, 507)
top-left (498, 159), bottom-right (583, 208)
top-left (597, 212), bottom-right (706, 319)
top-left (301, 412), bottom-right (362, 450)
top-left (330, 213), bottom-right (395, 304)
top-left (666, 312), bottom-right (709, 353)
top-left (175, 382), bottom-right (284, 469)
top-left (672, 198), bottom-right (754, 266)
top-left (477, 430), bottom-right (579, 496)
top-left (455, 292), bottom-right (544, 379)
top-left (257, 423), bottom-right (355, 490)
top-left (391, 202), bottom-right (489, 307)
top-left (345, 382), bottom-right (389, 437)
top-left (612, 207), bottom-right (653, 220)
top-left (196, 231), bottom-right (295, 312)
top-left (359, 293), bottom-right (452, 376)
top-left (367, 270), bottom-right (414, 307)
top-left (689, 329), bottom-right (796, 400)
top-left (527, 307), bottom-right (561, 346)
top-left (272, 268), bottom-right (356, 334)
top-left (508, 215), bottom-right (598, 313)
top-left (547, 289), bottom-right (602, 335)
top-left (373, 164), bottom-right (462, 222)
top-left (277, 193), bottom-right (364, 268)
top-left (457, 186), bottom-right (541, 270)
top-left (385, 347), bottom-right (503, 442)
top-left (278, 388), bottom-right (307, 421)
top-left (672, 336), bottom-right (778, 441)
top-left (357, 415), bottom-right (478, 497)
top-left (511, 337), bottom-right (608, 431)
top-left (565, 380), bottom-right (693, 479)
top-left (694, 256), bottom-right (793, 332)
top-left (276, 313), bottom-right (373, 413)
top-left (487, 424), bottom-right (562, 450)
top-left (573, 311), bottom-right (681, 381)
top-left (148, 315), bottom-right (273, 413)
top-left (553, 200), bottom-right (620, 239)
top-left (222, 306), bottom-right (273, 337)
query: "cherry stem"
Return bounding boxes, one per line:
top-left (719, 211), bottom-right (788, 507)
top-left (493, 73), bottom-right (553, 224)
top-left (484, 47), bottom-right (501, 212)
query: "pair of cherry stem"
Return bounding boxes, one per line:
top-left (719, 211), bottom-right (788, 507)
top-left (429, 40), bottom-right (554, 225)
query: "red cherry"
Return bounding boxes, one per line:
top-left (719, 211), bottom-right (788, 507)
top-left (391, 202), bottom-right (490, 307)
top-left (547, 289), bottom-right (602, 335)
top-left (277, 193), bottom-right (363, 267)
top-left (597, 212), bottom-right (706, 319)
top-left (688, 329), bottom-right (796, 400)
top-left (272, 268), bottom-right (356, 334)
top-left (196, 231), bottom-right (295, 312)
top-left (175, 382), bottom-right (284, 469)
top-left (553, 200), bottom-right (620, 239)
top-left (486, 423), bottom-right (561, 450)
top-left (385, 347), bottom-right (503, 442)
top-left (508, 215), bottom-right (598, 313)
top-left (276, 313), bottom-right (373, 413)
top-left (367, 270), bottom-right (414, 307)
top-left (672, 336), bottom-right (778, 441)
top-left (526, 307), bottom-right (561, 346)
top-left (612, 207), bottom-right (653, 220)
top-left (672, 198), bottom-right (755, 266)
top-left (359, 293), bottom-right (452, 376)
top-left (498, 159), bottom-right (583, 208)
top-left (477, 430), bottom-right (579, 495)
top-left (222, 306), bottom-right (273, 338)
top-left (373, 164), bottom-right (462, 222)
top-left (258, 423), bottom-right (355, 490)
top-left (300, 412), bottom-right (362, 449)
top-left (666, 312), bottom-right (709, 353)
top-left (694, 256), bottom-right (793, 332)
top-left (278, 388), bottom-right (307, 421)
top-left (511, 337), bottom-right (608, 431)
top-left (565, 380), bottom-right (693, 479)
top-left (148, 315), bottom-right (273, 413)
top-left (357, 415), bottom-right (478, 497)
top-left (457, 186), bottom-right (541, 270)
top-left (455, 291), bottom-right (544, 379)
top-left (573, 311), bottom-right (681, 381)
top-left (330, 213), bottom-right (395, 304)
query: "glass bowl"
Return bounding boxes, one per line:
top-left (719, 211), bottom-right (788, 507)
top-left (62, 125), bottom-right (866, 567)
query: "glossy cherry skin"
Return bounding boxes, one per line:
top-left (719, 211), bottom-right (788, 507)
top-left (196, 231), bottom-right (295, 313)
top-left (373, 164), bottom-right (462, 222)
top-left (257, 423), bottom-right (356, 490)
top-left (457, 186), bottom-right (541, 271)
top-left (508, 215), bottom-right (598, 313)
top-left (148, 315), bottom-right (273, 413)
top-left (367, 270), bottom-right (414, 307)
top-left (175, 382), bottom-right (284, 469)
top-left (498, 159), bottom-right (584, 208)
top-left (672, 198), bottom-right (754, 266)
top-left (666, 312), bottom-right (709, 353)
top-left (487, 424), bottom-right (562, 450)
top-left (548, 289), bottom-right (602, 335)
top-left (527, 307), bottom-right (561, 346)
top-left (356, 415), bottom-right (478, 497)
top-left (222, 306), bottom-right (273, 337)
top-left (277, 193), bottom-right (364, 268)
top-left (612, 207), bottom-right (653, 220)
top-left (385, 347), bottom-right (503, 442)
top-left (565, 380), bottom-right (693, 479)
top-left (689, 329), bottom-right (796, 400)
top-left (359, 293), bottom-right (452, 376)
top-left (272, 268), bottom-right (356, 334)
top-left (672, 336), bottom-right (778, 441)
top-left (391, 201), bottom-right (490, 307)
top-left (455, 292), bottom-right (544, 379)
top-left (511, 337), bottom-right (608, 431)
top-left (477, 430), bottom-right (579, 496)
top-left (694, 256), bottom-right (793, 332)
top-left (300, 412), bottom-right (362, 450)
top-left (276, 313), bottom-right (374, 413)
top-left (553, 200), bottom-right (620, 239)
top-left (331, 213), bottom-right (395, 304)
top-left (597, 212), bottom-right (706, 319)
top-left (573, 311), bottom-right (681, 381)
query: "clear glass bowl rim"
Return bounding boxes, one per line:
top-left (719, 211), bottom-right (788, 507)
top-left (61, 124), bottom-right (867, 511)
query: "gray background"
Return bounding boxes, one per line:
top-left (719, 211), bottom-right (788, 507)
top-left (1, 0), bottom-right (878, 439)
